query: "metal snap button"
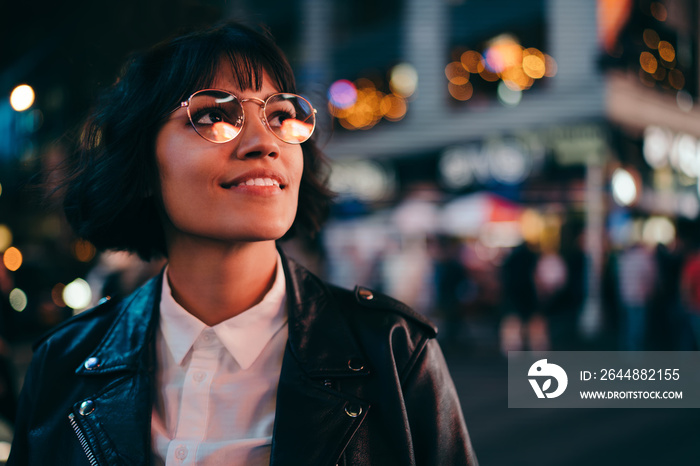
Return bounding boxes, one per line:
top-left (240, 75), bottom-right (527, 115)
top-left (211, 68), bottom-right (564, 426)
top-left (348, 358), bottom-right (365, 371)
top-left (344, 403), bottom-right (363, 418)
top-left (79, 400), bottom-right (95, 416)
top-left (358, 288), bottom-right (374, 300)
top-left (83, 357), bottom-right (101, 370)
top-left (175, 445), bottom-right (188, 460)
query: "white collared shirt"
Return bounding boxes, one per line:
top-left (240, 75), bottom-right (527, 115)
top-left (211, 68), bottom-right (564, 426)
top-left (151, 255), bottom-right (288, 465)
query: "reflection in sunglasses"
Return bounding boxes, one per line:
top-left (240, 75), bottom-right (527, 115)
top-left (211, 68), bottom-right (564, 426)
top-left (279, 120), bottom-right (313, 142)
top-left (211, 122), bottom-right (242, 141)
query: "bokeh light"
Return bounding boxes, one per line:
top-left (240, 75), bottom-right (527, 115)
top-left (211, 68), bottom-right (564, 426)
top-left (3, 246), bottom-right (22, 271)
top-left (497, 81), bottom-right (522, 106)
top-left (445, 61), bottom-right (470, 85)
top-left (668, 69), bottom-right (685, 90)
top-left (643, 29), bottom-right (660, 49)
top-left (522, 48), bottom-right (546, 79)
top-left (9, 288), bottom-right (27, 312)
top-left (642, 216), bottom-right (675, 246)
top-left (380, 94), bottom-right (407, 121)
top-left (544, 54), bottom-right (558, 77)
top-left (612, 168), bottom-right (638, 206)
top-left (484, 35), bottom-right (522, 74)
top-left (639, 51), bottom-right (658, 74)
top-left (72, 239), bottom-right (97, 262)
top-left (448, 82), bottom-right (474, 101)
top-left (650, 2), bottom-right (668, 21)
top-left (460, 50), bottom-right (485, 73)
top-left (330, 76), bottom-right (410, 131)
top-left (9, 84), bottom-right (35, 112)
top-left (328, 79), bottom-right (357, 109)
top-left (674, 133), bottom-right (697, 178)
top-left (0, 225), bottom-right (12, 253)
top-left (677, 90), bottom-right (693, 112)
top-left (63, 278), bottom-right (92, 311)
top-left (52, 283), bottom-right (67, 307)
top-left (389, 63), bottom-right (418, 98)
top-left (652, 66), bottom-right (666, 81)
top-left (449, 40), bottom-right (556, 103)
top-left (643, 126), bottom-right (672, 168)
top-left (657, 41), bottom-right (675, 62)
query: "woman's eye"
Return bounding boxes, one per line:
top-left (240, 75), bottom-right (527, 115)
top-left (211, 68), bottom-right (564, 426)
top-left (267, 110), bottom-right (296, 127)
top-left (192, 109), bottom-right (227, 125)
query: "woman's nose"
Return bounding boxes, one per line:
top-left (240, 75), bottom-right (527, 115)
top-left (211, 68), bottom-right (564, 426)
top-left (234, 105), bottom-right (280, 160)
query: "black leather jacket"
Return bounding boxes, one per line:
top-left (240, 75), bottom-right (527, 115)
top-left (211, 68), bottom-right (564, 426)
top-left (8, 253), bottom-right (478, 465)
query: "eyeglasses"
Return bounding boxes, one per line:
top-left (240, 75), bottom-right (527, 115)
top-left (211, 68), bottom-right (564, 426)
top-left (173, 89), bottom-right (316, 144)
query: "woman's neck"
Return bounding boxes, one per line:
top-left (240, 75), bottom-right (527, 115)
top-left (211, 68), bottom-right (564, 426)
top-left (165, 239), bottom-right (279, 326)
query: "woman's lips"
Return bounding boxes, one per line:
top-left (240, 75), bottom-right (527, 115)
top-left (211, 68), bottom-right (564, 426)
top-left (232, 177), bottom-right (280, 188)
top-left (221, 171), bottom-right (287, 190)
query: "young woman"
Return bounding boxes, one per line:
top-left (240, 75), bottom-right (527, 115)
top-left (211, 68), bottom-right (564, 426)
top-left (8, 22), bottom-right (478, 465)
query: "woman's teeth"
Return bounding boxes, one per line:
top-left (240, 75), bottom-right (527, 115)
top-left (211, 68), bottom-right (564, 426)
top-left (237, 178), bottom-right (280, 187)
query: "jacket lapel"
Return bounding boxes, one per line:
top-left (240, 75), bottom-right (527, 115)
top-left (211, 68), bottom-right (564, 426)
top-left (71, 274), bottom-right (161, 465)
top-left (270, 255), bottom-right (371, 465)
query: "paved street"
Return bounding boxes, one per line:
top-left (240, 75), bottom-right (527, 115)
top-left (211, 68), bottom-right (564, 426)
top-left (446, 348), bottom-right (700, 466)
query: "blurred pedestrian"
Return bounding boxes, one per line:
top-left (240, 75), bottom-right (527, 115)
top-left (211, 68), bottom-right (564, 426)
top-left (615, 241), bottom-right (656, 350)
top-left (499, 240), bottom-right (540, 353)
top-left (431, 235), bottom-right (472, 350)
top-left (8, 21), bottom-right (477, 465)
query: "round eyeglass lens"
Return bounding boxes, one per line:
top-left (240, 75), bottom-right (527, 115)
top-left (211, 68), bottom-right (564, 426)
top-left (265, 94), bottom-right (315, 144)
top-left (187, 90), bottom-right (244, 143)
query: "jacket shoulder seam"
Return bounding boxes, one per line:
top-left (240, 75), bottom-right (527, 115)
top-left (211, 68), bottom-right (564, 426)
top-left (329, 284), bottom-right (438, 337)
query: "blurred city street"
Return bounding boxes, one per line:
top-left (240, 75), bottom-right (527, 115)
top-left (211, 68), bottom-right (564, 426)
top-left (444, 344), bottom-right (700, 466)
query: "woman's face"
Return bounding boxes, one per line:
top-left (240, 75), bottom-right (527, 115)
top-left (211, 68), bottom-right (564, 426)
top-left (155, 67), bottom-right (304, 248)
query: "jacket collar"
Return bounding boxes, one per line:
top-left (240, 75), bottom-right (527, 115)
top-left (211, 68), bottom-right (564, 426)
top-left (76, 251), bottom-right (369, 378)
top-left (75, 272), bottom-right (162, 375)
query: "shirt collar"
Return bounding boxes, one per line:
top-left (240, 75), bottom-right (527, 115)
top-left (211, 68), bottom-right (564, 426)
top-left (159, 253), bottom-right (287, 369)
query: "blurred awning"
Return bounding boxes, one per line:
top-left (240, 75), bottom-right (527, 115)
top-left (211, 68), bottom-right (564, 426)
top-left (439, 192), bottom-right (522, 236)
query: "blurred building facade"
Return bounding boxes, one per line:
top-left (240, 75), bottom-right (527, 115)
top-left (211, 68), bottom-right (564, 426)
top-left (293, 0), bottom-right (700, 349)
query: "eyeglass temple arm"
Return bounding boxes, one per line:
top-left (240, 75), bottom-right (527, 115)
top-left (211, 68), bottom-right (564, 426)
top-left (168, 101), bottom-right (189, 115)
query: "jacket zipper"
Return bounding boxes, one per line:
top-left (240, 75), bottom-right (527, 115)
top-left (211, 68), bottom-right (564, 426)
top-left (68, 413), bottom-right (100, 466)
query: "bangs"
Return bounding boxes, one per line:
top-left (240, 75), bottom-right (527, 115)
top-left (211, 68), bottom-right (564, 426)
top-left (164, 23), bottom-right (297, 105)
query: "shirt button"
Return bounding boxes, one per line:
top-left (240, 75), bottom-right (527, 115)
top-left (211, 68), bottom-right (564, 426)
top-left (175, 445), bottom-right (188, 460)
top-left (193, 371), bottom-right (206, 382)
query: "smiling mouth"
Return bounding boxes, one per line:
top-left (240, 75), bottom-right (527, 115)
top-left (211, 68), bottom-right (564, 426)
top-left (222, 177), bottom-right (285, 189)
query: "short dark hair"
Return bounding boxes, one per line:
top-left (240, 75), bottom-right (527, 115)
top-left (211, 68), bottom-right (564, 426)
top-left (62, 21), bottom-right (333, 261)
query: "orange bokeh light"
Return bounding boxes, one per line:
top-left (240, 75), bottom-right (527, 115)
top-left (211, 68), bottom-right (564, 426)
top-left (448, 82), bottom-right (473, 101)
top-left (643, 29), bottom-right (660, 49)
top-left (460, 50), bottom-right (485, 73)
top-left (650, 2), bottom-right (667, 21)
top-left (639, 51), bottom-right (658, 74)
top-left (657, 41), bottom-right (675, 62)
top-left (3, 247), bottom-right (22, 272)
top-left (445, 61), bottom-right (470, 85)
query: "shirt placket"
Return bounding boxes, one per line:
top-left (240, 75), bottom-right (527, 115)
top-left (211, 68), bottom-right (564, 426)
top-left (168, 328), bottom-right (222, 465)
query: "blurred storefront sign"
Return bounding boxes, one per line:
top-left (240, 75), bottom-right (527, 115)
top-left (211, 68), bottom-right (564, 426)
top-left (438, 138), bottom-right (536, 189)
top-left (328, 159), bottom-right (397, 201)
top-left (438, 124), bottom-right (605, 190)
